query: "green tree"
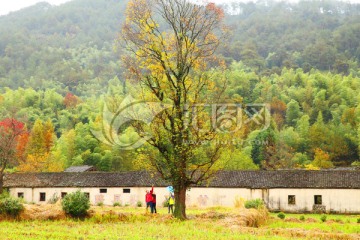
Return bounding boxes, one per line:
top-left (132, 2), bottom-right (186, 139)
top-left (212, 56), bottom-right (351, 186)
top-left (286, 99), bottom-right (302, 127)
top-left (296, 115), bottom-right (310, 152)
top-left (309, 112), bottom-right (328, 153)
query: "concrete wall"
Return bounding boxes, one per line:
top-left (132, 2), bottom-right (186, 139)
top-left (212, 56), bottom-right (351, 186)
top-left (10, 187), bottom-right (170, 206)
top-left (267, 188), bottom-right (360, 213)
top-left (8, 187), bottom-right (360, 213)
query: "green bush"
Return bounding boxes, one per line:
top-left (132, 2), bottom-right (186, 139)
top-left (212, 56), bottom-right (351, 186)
top-left (113, 202), bottom-right (121, 207)
top-left (320, 214), bottom-right (327, 222)
top-left (0, 197), bottom-right (24, 218)
top-left (136, 201), bottom-right (142, 207)
top-left (0, 191), bottom-right (10, 200)
top-left (244, 199), bottom-right (264, 209)
top-left (61, 190), bottom-right (90, 218)
top-left (299, 215), bottom-right (305, 221)
top-left (277, 212), bottom-right (286, 219)
top-left (97, 202), bottom-right (104, 207)
top-left (357, 218), bottom-right (360, 224)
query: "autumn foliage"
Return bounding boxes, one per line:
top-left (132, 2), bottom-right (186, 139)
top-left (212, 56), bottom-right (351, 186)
top-left (63, 92), bottom-right (80, 108)
top-left (0, 118), bottom-right (26, 192)
top-left (17, 119), bottom-right (61, 172)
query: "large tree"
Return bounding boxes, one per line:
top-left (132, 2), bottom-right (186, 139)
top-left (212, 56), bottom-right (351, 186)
top-left (121, 0), bottom-right (226, 219)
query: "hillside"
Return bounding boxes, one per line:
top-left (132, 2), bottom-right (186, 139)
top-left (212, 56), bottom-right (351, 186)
top-left (0, 0), bottom-right (359, 93)
top-left (0, 0), bottom-right (359, 172)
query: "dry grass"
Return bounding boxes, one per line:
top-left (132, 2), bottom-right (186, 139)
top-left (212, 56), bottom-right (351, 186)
top-left (0, 204), bottom-right (359, 239)
top-left (197, 207), bottom-right (270, 228)
top-left (285, 217), bottom-right (302, 223)
top-left (238, 207), bottom-right (269, 227)
top-left (19, 202), bottom-right (66, 220)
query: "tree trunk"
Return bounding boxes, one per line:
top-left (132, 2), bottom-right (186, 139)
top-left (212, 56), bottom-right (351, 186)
top-left (0, 173), bottom-right (3, 194)
top-left (173, 185), bottom-right (187, 220)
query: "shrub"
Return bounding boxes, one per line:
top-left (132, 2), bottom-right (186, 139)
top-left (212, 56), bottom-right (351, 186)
top-left (61, 190), bottom-right (90, 218)
top-left (357, 218), bottom-right (360, 224)
top-left (136, 201), bottom-right (142, 207)
top-left (0, 197), bottom-right (24, 218)
top-left (0, 191), bottom-right (10, 200)
top-left (320, 214), bottom-right (327, 222)
top-left (113, 202), bottom-right (121, 207)
top-left (244, 199), bottom-right (264, 209)
top-left (299, 215), bottom-right (305, 221)
top-left (97, 202), bottom-right (104, 207)
top-left (277, 212), bottom-right (285, 219)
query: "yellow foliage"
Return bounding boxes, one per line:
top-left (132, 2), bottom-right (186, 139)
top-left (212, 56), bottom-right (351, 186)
top-left (304, 164), bottom-right (320, 170)
top-left (312, 148), bottom-right (334, 169)
top-left (18, 153), bottom-right (64, 172)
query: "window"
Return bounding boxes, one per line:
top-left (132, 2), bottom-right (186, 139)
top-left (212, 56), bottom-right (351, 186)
top-left (288, 195), bottom-right (296, 205)
top-left (314, 195), bottom-right (322, 205)
top-left (17, 192), bottom-right (24, 198)
top-left (40, 192), bottom-right (46, 202)
top-left (84, 192), bottom-right (90, 199)
top-left (100, 188), bottom-right (107, 193)
top-left (123, 188), bottom-right (131, 193)
top-left (61, 192), bottom-right (67, 198)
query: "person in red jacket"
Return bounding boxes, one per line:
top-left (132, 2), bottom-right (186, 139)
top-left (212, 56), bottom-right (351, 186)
top-left (145, 190), bottom-right (152, 213)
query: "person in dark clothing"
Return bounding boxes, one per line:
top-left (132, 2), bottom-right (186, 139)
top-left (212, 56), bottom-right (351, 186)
top-left (152, 193), bottom-right (157, 213)
top-left (150, 186), bottom-right (157, 213)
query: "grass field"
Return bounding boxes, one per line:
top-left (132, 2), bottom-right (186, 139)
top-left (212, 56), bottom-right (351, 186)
top-left (0, 206), bottom-right (359, 240)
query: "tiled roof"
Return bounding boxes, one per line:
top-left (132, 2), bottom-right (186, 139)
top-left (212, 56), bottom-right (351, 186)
top-left (3, 170), bottom-right (360, 189)
top-left (209, 170), bottom-right (360, 189)
top-left (64, 165), bottom-right (97, 172)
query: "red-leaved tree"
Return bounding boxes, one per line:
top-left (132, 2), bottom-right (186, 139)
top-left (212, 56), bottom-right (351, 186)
top-left (0, 118), bottom-right (25, 193)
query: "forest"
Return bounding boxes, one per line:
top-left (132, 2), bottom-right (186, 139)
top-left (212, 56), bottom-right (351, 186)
top-left (0, 0), bottom-right (360, 173)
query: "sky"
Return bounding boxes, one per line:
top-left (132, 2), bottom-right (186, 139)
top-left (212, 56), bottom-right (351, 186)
top-left (1, 0), bottom-right (360, 16)
top-left (0, 0), bottom-right (72, 16)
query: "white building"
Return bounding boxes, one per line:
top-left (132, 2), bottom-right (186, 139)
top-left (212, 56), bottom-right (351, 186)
top-left (4, 170), bottom-right (360, 213)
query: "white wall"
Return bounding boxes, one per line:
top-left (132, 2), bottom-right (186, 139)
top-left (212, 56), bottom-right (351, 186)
top-left (9, 187), bottom-right (171, 206)
top-left (8, 187), bottom-right (360, 213)
top-left (267, 188), bottom-right (360, 213)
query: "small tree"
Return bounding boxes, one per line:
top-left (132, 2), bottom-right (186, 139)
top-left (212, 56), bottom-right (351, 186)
top-left (312, 148), bottom-right (334, 169)
top-left (61, 190), bottom-right (90, 218)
